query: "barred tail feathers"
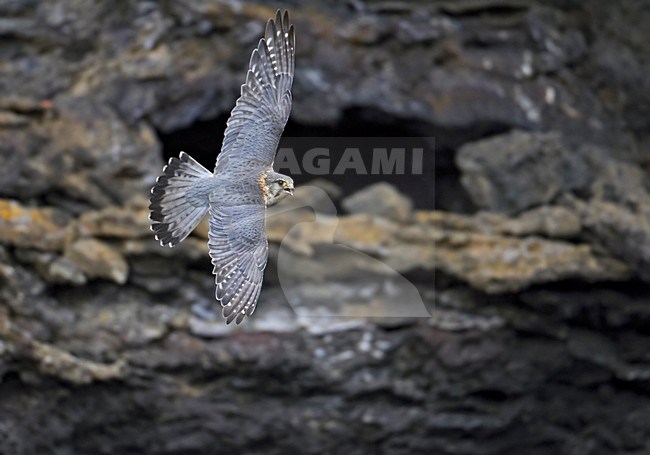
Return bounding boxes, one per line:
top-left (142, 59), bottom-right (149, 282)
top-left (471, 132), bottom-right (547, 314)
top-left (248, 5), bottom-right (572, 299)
top-left (149, 152), bottom-right (212, 247)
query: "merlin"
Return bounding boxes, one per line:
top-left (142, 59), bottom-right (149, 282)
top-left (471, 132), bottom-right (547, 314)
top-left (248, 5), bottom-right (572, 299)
top-left (149, 11), bottom-right (295, 324)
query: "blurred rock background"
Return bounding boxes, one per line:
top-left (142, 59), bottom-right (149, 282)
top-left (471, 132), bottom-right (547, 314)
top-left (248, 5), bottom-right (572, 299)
top-left (0, 0), bottom-right (649, 453)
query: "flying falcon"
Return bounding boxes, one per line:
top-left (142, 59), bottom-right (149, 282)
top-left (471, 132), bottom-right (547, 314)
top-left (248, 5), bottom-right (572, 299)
top-left (149, 11), bottom-right (296, 324)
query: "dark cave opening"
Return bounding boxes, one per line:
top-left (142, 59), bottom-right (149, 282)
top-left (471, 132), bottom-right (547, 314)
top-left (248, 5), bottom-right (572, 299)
top-left (156, 108), bottom-right (487, 212)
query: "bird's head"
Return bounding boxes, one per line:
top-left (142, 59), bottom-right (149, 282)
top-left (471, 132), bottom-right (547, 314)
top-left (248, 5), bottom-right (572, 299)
top-left (262, 171), bottom-right (294, 206)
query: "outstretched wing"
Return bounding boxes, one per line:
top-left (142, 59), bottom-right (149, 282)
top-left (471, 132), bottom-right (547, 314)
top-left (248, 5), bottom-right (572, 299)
top-left (208, 203), bottom-right (268, 324)
top-left (216, 10), bottom-right (295, 173)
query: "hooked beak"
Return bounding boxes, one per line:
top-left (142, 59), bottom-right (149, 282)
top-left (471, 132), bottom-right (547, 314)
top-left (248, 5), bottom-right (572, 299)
top-left (285, 187), bottom-right (294, 196)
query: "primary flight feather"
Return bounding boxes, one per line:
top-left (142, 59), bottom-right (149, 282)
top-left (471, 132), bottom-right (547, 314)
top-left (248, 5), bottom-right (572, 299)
top-left (149, 10), bottom-right (296, 324)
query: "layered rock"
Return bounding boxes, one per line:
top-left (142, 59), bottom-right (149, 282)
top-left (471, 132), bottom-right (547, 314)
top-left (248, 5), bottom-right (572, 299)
top-left (458, 130), bottom-right (650, 281)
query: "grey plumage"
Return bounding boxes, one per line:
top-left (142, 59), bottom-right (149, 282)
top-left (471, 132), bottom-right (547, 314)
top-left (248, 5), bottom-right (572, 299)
top-left (149, 152), bottom-right (212, 247)
top-left (149, 10), bottom-right (296, 324)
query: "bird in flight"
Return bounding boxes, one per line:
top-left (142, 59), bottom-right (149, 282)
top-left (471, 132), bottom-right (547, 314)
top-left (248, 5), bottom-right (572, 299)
top-left (149, 10), bottom-right (296, 324)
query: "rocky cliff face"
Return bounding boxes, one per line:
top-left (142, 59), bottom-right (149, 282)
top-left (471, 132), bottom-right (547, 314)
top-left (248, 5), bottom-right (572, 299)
top-left (0, 1), bottom-right (649, 454)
